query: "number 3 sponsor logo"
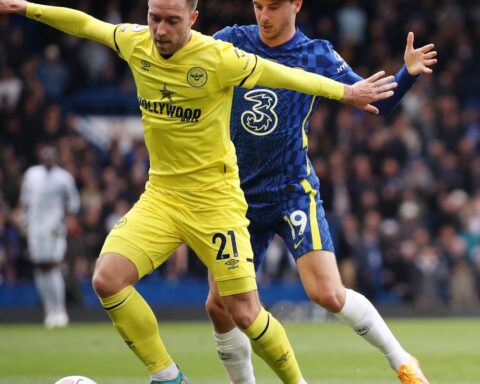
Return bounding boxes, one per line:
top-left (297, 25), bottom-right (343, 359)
top-left (241, 89), bottom-right (279, 136)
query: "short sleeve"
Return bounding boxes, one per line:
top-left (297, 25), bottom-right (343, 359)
top-left (113, 23), bottom-right (149, 61)
top-left (215, 42), bottom-right (265, 89)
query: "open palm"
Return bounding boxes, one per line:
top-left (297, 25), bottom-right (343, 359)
top-left (404, 31), bottom-right (438, 75)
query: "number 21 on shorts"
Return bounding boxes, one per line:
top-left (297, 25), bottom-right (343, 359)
top-left (212, 230), bottom-right (239, 260)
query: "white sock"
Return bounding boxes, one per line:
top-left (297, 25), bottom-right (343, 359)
top-left (215, 327), bottom-right (255, 384)
top-left (335, 289), bottom-right (411, 370)
top-left (150, 362), bottom-right (179, 381)
top-left (49, 267), bottom-right (67, 315)
top-left (34, 269), bottom-right (54, 317)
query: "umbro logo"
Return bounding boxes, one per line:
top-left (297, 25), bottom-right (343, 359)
top-left (276, 351), bottom-right (290, 364)
top-left (225, 259), bottom-right (239, 267)
top-left (141, 60), bottom-right (151, 71)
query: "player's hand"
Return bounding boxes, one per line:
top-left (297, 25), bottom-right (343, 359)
top-left (343, 71), bottom-right (397, 115)
top-left (0, 0), bottom-right (28, 14)
top-left (404, 31), bottom-right (438, 75)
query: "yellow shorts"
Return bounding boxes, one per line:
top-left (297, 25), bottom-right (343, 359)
top-left (100, 179), bottom-right (256, 296)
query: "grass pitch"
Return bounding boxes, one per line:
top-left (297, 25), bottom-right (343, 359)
top-left (0, 318), bottom-right (478, 383)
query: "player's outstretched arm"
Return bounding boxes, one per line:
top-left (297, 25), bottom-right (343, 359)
top-left (256, 59), bottom-right (397, 115)
top-left (0, 1), bottom-right (117, 49)
top-left (404, 31), bottom-right (438, 75)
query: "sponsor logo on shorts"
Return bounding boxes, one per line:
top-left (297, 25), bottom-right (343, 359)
top-left (293, 237), bottom-right (305, 250)
top-left (225, 259), bottom-right (239, 270)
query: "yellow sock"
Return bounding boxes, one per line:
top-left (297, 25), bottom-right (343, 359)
top-left (100, 286), bottom-right (172, 373)
top-left (243, 307), bottom-right (302, 384)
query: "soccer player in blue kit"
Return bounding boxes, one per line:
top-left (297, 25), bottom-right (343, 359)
top-left (205, 0), bottom-right (437, 383)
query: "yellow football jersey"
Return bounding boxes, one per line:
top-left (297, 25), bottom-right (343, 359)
top-left (26, 3), bottom-right (344, 190)
top-left (114, 25), bottom-right (265, 190)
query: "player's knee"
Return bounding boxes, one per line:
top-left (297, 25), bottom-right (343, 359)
top-left (221, 290), bottom-right (261, 329)
top-left (230, 310), bottom-right (258, 330)
top-left (224, 301), bottom-right (259, 329)
top-left (92, 253), bottom-right (139, 298)
top-left (307, 285), bottom-right (345, 313)
top-left (91, 267), bottom-right (114, 298)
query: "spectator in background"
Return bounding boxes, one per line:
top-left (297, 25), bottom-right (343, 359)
top-left (0, 66), bottom-right (22, 112)
top-left (336, 0), bottom-right (367, 47)
top-left (38, 44), bottom-right (69, 100)
top-left (19, 145), bottom-right (80, 328)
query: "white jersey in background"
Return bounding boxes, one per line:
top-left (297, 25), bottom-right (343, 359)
top-left (20, 164), bottom-right (80, 263)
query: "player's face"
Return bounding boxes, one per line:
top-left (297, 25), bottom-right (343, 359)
top-left (253, 0), bottom-right (302, 47)
top-left (148, 0), bottom-right (199, 55)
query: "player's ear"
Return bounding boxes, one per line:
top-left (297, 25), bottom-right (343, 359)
top-left (190, 9), bottom-right (199, 26)
top-left (294, 0), bottom-right (303, 14)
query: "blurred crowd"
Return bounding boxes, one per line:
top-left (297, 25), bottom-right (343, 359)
top-left (1, 0), bottom-right (480, 310)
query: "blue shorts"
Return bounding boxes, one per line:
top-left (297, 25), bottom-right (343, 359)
top-left (247, 181), bottom-right (335, 271)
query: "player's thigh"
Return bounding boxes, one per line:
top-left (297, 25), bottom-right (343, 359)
top-left (180, 183), bottom-right (256, 296)
top-left (276, 191), bottom-right (335, 261)
top-left (101, 192), bottom-right (182, 279)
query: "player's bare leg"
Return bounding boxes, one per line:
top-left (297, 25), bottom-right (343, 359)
top-left (219, 283), bottom-right (306, 384)
top-left (92, 253), bottom-right (189, 384)
top-left (297, 249), bottom-right (429, 383)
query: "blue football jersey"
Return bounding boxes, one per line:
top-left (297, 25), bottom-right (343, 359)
top-left (214, 25), bottom-right (417, 214)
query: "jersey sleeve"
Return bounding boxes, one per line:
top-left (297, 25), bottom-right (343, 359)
top-left (320, 41), bottom-right (419, 115)
top-left (319, 41), bottom-right (363, 85)
top-left (257, 59), bottom-right (345, 100)
top-left (374, 65), bottom-right (419, 115)
top-left (215, 42), bottom-right (265, 89)
top-left (26, 2), bottom-right (117, 50)
top-left (113, 24), bottom-right (149, 61)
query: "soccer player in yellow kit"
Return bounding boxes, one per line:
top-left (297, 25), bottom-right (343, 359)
top-left (0, 0), bottom-right (397, 383)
